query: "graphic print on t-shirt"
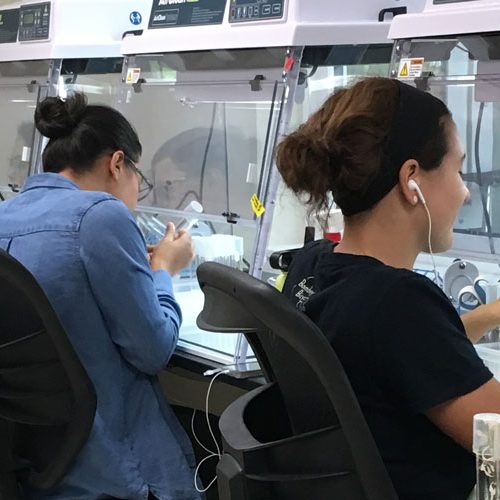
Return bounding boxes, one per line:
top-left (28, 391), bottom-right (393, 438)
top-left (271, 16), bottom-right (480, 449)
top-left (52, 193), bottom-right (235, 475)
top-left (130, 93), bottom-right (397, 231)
top-left (292, 276), bottom-right (315, 311)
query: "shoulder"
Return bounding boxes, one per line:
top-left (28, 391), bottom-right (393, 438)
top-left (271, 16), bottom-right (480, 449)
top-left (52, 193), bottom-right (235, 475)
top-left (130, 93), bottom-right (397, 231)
top-left (79, 196), bottom-right (140, 240)
top-left (384, 268), bottom-right (454, 310)
top-left (286, 239), bottom-right (335, 277)
top-left (80, 195), bottom-right (132, 224)
top-left (283, 239), bottom-right (334, 305)
top-left (374, 268), bottom-right (464, 340)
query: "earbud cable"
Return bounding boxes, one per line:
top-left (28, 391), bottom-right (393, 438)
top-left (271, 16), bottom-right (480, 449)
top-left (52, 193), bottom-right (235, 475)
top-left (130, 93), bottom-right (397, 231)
top-left (422, 200), bottom-right (439, 287)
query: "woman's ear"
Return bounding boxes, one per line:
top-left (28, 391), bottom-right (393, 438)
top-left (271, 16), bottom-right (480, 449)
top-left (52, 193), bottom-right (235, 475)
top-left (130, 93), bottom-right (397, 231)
top-left (399, 159), bottom-right (421, 206)
top-left (108, 150), bottom-right (125, 180)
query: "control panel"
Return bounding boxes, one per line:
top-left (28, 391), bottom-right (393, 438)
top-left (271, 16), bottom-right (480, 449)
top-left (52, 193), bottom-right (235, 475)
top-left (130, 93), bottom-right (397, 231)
top-left (0, 8), bottom-right (20, 44)
top-left (229, 0), bottom-right (285, 23)
top-left (18, 2), bottom-right (50, 42)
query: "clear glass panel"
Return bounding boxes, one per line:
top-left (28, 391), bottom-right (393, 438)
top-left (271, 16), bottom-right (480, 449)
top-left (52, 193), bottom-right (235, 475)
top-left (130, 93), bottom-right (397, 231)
top-left (119, 49), bottom-right (288, 363)
top-left (60, 58), bottom-right (123, 105)
top-left (118, 49), bottom-right (287, 220)
top-left (0, 60), bottom-right (49, 199)
top-left (392, 34), bottom-right (500, 264)
top-left (267, 45), bottom-right (393, 258)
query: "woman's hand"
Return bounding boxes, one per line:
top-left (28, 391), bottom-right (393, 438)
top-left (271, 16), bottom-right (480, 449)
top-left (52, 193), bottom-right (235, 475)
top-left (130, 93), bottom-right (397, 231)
top-left (149, 222), bottom-right (195, 276)
top-left (461, 299), bottom-right (500, 343)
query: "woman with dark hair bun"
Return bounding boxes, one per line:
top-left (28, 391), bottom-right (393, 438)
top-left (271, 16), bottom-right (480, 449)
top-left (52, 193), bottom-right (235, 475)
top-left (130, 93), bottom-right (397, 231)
top-left (0, 93), bottom-right (201, 500)
top-left (277, 77), bottom-right (500, 500)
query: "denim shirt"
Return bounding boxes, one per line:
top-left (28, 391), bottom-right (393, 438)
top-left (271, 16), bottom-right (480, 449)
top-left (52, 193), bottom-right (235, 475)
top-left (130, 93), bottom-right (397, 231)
top-left (0, 173), bottom-right (202, 500)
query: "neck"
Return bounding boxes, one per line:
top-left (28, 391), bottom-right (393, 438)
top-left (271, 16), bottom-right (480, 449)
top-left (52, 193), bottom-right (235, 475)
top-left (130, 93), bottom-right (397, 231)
top-left (334, 200), bottom-right (423, 270)
top-left (58, 168), bottom-right (106, 193)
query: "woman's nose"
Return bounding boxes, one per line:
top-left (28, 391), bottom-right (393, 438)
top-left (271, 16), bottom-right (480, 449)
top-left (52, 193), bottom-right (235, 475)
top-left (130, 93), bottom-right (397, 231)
top-left (463, 184), bottom-right (471, 204)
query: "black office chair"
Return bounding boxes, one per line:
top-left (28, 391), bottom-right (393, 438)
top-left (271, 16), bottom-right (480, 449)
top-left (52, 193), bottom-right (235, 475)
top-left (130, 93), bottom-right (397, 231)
top-left (0, 249), bottom-right (96, 499)
top-left (197, 262), bottom-right (398, 500)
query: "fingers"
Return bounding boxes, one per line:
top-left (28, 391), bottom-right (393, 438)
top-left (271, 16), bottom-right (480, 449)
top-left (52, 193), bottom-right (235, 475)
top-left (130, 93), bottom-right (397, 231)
top-left (163, 222), bottom-right (176, 241)
top-left (175, 231), bottom-right (191, 242)
top-left (175, 228), bottom-right (188, 239)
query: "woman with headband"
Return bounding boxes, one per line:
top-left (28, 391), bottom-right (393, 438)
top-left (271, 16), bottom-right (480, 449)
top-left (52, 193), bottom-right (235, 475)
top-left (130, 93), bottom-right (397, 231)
top-left (277, 77), bottom-right (500, 500)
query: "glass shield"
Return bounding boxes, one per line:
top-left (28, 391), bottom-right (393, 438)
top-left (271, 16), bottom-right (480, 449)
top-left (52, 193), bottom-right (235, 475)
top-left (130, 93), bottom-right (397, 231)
top-left (266, 44), bottom-right (393, 257)
top-left (391, 35), bottom-right (500, 265)
top-left (0, 60), bottom-right (49, 199)
top-left (118, 48), bottom-right (289, 363)
top-left (58, 58), bottom-right (124, 106)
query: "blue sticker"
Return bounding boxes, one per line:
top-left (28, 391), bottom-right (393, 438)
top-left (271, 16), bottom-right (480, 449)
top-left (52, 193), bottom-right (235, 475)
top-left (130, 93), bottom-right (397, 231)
top-left (129, 11), bottom-right (142, 25)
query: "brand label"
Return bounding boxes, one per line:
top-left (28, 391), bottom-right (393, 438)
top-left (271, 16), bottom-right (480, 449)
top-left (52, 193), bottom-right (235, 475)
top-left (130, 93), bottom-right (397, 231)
top-left (149, 0), bottom-right (226, 28)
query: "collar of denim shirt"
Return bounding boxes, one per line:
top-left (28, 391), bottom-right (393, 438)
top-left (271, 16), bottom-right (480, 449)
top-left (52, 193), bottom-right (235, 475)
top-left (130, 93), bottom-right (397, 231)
top-left (21, 173), bottom-right (81, 194)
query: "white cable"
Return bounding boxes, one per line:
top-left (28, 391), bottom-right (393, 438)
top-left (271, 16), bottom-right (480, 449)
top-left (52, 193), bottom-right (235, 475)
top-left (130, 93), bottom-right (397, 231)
top-left (205, 370), bottom-right (229, 457)
top-left (191, 409), bottom-right (217, 455)
top-left (422, 201), bottom-right (439, 287)
top-left (194, 453), bottom-right (219, 493)
top-left (192, 369), bottom-right (230, 493)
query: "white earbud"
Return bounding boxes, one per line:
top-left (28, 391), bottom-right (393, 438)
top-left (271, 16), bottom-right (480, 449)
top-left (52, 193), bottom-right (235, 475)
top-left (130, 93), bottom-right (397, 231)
top-left (408, 179), bottom-right (426, 205)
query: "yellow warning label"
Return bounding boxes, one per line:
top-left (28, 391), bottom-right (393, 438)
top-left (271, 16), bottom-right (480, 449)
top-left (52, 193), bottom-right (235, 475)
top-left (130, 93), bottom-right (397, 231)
top-left (126, 68), bottom-right (141, 84)
top-left (397, 57), bottom-right (424, 79)
top-left (251, 194), bottom-right (266, 218)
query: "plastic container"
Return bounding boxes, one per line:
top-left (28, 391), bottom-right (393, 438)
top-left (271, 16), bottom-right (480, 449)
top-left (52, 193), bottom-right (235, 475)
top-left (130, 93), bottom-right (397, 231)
top-left (473, 413), bottom-right (500, 499)
top-left (476, 343), bottom-right (500, 381)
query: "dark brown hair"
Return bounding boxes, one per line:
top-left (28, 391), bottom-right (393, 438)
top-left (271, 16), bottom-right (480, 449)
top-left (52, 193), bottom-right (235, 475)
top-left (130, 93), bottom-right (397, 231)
top-left (35, 92), bottom-right (142, 173)
top-left (276, 77), bottom-right (451, 219)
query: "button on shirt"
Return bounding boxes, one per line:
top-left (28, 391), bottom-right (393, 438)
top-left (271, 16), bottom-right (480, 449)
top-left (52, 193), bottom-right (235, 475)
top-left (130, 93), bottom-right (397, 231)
top-left (0, 173), bottom-right (201, 500)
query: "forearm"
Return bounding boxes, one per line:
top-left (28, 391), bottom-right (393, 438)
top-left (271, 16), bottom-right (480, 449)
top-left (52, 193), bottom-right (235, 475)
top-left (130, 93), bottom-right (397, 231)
top-left (80, 201), bottom-right (183, 374)
top-left (461, 302), bottom-right (500, 343)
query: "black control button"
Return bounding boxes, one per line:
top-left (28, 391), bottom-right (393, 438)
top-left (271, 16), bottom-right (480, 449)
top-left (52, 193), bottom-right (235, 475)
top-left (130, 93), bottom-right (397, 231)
top-left (272, 3), bottom-right (282, 14)
top-left (262, 4), bottom-right (271, 15)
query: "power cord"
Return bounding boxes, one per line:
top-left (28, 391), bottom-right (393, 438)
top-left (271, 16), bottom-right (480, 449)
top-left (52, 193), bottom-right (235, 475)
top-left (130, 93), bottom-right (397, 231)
top-left (193, 369), bottom-right (229, 493)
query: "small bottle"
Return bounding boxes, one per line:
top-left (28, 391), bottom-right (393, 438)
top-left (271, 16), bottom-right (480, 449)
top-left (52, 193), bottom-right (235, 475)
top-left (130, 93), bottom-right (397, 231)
top-left (473, 413), bottom-right (500, 499)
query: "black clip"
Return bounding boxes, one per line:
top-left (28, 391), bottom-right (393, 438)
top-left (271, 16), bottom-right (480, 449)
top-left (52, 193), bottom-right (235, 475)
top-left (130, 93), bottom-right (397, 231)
top-left (26, 80), bottom-right (37, 93)
top-left (269, 249), bottom-right (299, 271)
top-left (415, 72), bottom-right (434, 92)
top-left (249, 75), bottom-right (265, 92)
top-left (8, 183), bottom-right (20, 193)
top-left (65, 75), bottom-right (78, 85)
top-left (378, 7), bottom-right (407, 22)
top-left (222, 212), bottom-right (240, 224)
top-left (133, 77), bottom-right (146, 93)
top-left (122, 29), bottom-right (144, 40)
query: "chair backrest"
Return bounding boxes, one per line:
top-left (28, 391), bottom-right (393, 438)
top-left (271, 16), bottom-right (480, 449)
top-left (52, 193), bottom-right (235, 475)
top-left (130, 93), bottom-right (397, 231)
top-left (0, 249), bottom-right (96, 496)
top-left (197, 262), bottom-right (397, 500)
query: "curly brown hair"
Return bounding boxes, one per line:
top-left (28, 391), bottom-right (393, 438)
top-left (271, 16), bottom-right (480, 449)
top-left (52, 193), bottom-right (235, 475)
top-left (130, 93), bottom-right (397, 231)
top-left (276, 77), bottom-right (450, 220)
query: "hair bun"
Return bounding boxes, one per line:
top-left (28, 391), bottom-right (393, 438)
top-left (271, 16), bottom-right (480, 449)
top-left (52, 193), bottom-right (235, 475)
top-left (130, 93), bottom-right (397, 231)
top-left (35, 93), bottom-right (87, 139)
top-left (310, 135), bottom-right (350, 179)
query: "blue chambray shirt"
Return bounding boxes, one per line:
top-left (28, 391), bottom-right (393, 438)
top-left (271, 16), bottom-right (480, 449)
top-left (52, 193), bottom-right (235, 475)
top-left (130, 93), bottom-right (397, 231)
top-left (0, 173), bottom-right (202, 500)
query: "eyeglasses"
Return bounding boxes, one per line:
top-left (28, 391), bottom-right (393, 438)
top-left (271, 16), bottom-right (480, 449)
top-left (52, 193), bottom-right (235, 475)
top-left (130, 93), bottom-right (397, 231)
top-left (124, 154), bottom-right (154, 202)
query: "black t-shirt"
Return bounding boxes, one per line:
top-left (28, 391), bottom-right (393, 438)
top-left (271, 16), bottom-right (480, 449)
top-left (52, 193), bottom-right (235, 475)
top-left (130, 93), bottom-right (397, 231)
top-left (283, 241), bottom-right (493, 500)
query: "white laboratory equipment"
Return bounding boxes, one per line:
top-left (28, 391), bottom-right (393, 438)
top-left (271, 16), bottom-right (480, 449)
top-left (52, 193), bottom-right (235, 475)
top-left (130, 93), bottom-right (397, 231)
top-left (119, 0), bottom-right (426, 365)
top-left (0, 0), bottom-right (149, 199)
